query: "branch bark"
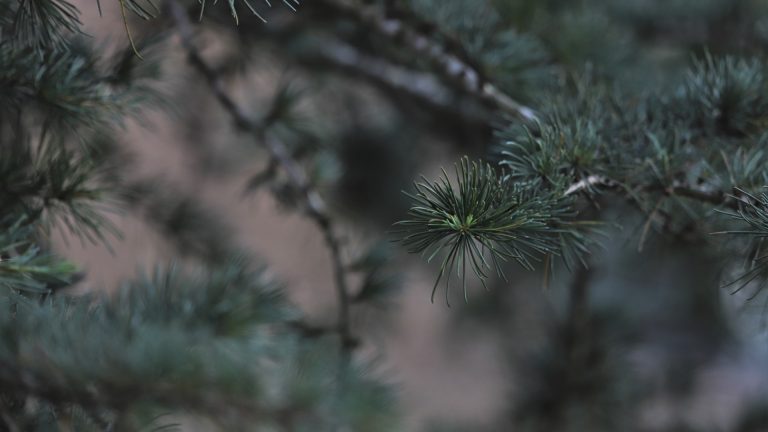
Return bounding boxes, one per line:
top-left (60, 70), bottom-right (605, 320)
top-left (297, 37), bottom-right (497, 125)
top-left (166, 0), bottom-right (355, 355)
top-left (565, 174), bottom-right (748, 211)
top-left (315, 0), bottom-right (539, 122)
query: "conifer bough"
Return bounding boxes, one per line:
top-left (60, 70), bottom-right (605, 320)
top-left (397, 157), bottom-right (597, 304)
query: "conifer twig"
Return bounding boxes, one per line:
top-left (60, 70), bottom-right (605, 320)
top-left (565, 174), bottom-right (747, 210)
top-left (166, 0), bottom-right (355, 354)
top-left (300, 37), bottom-right (496, 125)
top-left (316, 0), bottom-right (539, 122)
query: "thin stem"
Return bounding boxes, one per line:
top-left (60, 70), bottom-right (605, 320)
top-left (565, 174), bottom-right (749, 211)
top-left (315, 0), bottom-right (539, 122)
top-left (299, 37), bottom-right (496, 126)
top-left (166, 0), bottom-right (355, 356)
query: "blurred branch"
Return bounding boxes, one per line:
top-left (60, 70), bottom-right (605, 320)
top-left (0, 361), bottom-right (270, 419)
top-left (166, 0), bottom-right (356, 354)
top-left (243, 157), bottom-right (278, 194)
top-left (316, 0), bottom-right (539, 122)
top-left (566, 174), bottom-right (748, 210)
top-left (298, 37), bottom-right (495, 125)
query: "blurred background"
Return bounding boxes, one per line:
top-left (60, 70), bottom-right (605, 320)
top-left (54, 0), bottom-right (768, 430)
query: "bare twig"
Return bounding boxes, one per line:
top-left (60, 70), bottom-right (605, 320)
top-left (564, 174), bottom-right (749, 211)
top-left (564, 175), bottom-right (613, 196)
top-left (299, 37), bottom-right (496, 125)
top-left (166, 0), bottom-right (355, 355)
top-left (316, 0), bottom-right (539, 122)
top-left (243, 157), bottom-right (278, 194)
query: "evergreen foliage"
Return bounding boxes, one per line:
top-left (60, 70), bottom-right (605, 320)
top-left (397, 158), bottom-right (596, 303)
top-left (5, 0), bottom-right (768, 430)
top-left (0, 0), bottom-right (399, 430)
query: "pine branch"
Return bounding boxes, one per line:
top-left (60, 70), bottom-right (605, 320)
top-left (0, 41), bottom-right (161, 132)
top-left (0, 261), bottom-right (298, 426)
top-left (711, 190), bottom-right (768, 292)
top-left (166, 0), bottom-right (356, 353)
top-left (0, 218), bottom-right (79, 294)
top-left (315, 0), bottom-right (539, 122)
top-left (11, 0), bottom-right (82, 53)
top-left (397, 158), bottom-right (599, 303)
top-left (0, 362), bottom-right (280, 424)
top-left (0, 137), bottom-right (118, 245)
top-left (0, 251), bottom-right (393, 429)
top-left (297, 37), bottom-right (496, 126)
top-left (564, 174), bottom-right (749, 211)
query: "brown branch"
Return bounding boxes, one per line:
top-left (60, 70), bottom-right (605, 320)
top-left (658, 181), bottom-right (756, 211)
top-left (315, 0), bottom-right (539, 122)
top-left (564, 174), bottom-right (749, 211)
top-left (166, 0), bottom-right (355, 355)
top-left (564, 175), bottom-right (614, 196)
top-left (666, 182), bottom-right (731, 207)
top-left (298, 37), bottom-right (496, 125)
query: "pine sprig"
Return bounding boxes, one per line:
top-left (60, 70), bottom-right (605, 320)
top-left (0, 217), bottom-right (79, 294)
top-left (397, 157), bottom-right (592, 303)
top-left (109, 257), bottom-right (293, 335)
top-left (714, 190), bottom-right (768, 293)
top-left (681, 53), bottom-right (768, 136)
top-left (0, 43), bottom-right (154, 131)
top-left (11, 0), bottom-right (82, 53)
top-left (0, 138), bottom-right (117, 245)
top-left (501, 118), bottom-right (612, 193)
top-left (0, 258), bottom-right (395, 429)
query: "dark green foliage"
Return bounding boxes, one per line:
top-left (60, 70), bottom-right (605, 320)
top-left (119, 0), bottom-right (161, 20)
top-left (0, 218), bottom-right (79, 293)
top-left (543, 8), bottom-right (635, 73)
top-left (398, 158), bottom-right (596, 303)
top-left (0, 1), bottom-right (405, 430)
top-left (10, 0), bottom-right (81, 52)
top-left (709, 143), bottom-right (768, 192)
top-left (715, 191), bottom-right (768, 294)
top-left (679, 54), bottom-right (768, 136)
top-left (0, 262), bottom-right (281, 408)
top-left (501, 118), bottom-right (613, 193)
top-left (390, 0), bottom-right (768, 427)
top-left (0, 137), bottom-right (116, 244)
top-left (0, 258), bottom-right (397, 430)
top-left (0, 43), bottom-right (152, 131)
top-left (195, 0), bottom-right (300, 24)
top-left (111, 258), bottom-right (292, 335)
top-left (6, 0), bottom-right (768, 430)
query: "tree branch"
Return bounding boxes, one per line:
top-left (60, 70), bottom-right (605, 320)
top-left (0, 363), bottom-right (284, 426)
top-left (166, 0), bottom-right (355, 355)
top-left (297, 37), bottom-right (496, 125)
top-left (315, 0), bottom-right (539, 122)
top-left (565, 174), bottom-right (749, 211)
